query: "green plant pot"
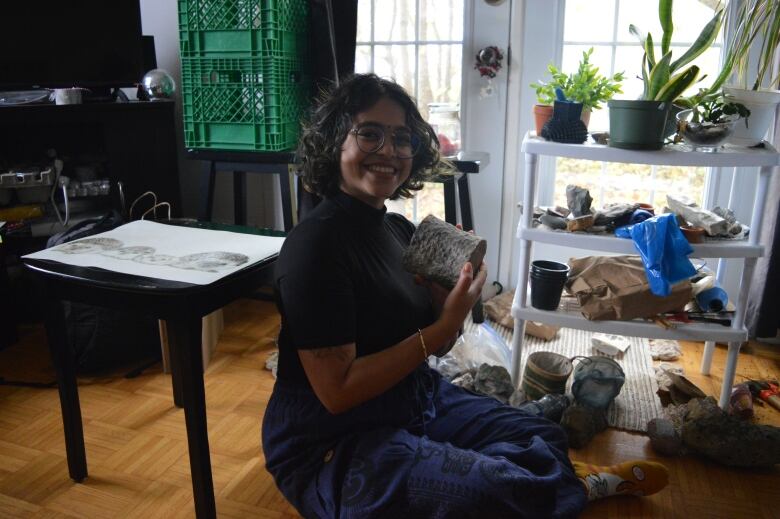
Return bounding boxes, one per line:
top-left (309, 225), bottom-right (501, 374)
top-left (608, 100), bottom-right (671, 150)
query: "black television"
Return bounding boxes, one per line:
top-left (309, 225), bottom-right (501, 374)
top-left (0, 1), bottom-right (144, 90)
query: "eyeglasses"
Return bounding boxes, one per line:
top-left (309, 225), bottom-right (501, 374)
top-left (349, 123), bottom-right (422, 159)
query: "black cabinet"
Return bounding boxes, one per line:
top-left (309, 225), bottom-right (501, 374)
top-left (0, 100), bottom-right (180, 215)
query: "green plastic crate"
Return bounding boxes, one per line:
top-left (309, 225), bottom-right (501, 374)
top-left (178, 0), bottom-right (308, 58)
top-left (181, 56), bottom-right (311, 151)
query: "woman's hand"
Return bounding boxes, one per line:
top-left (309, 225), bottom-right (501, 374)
top-left (438, 261), bottom-right (487, 345)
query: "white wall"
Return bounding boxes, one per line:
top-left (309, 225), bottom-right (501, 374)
top-left (138, 0), bottom-right (282, 229)
top-left (462, 1), bottom-right (513, 286)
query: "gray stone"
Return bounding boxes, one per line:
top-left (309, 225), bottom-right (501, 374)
top-left (584, 225), bottom-right (608, 234)
top-left (540, 214), bottom-right (567, 230)
top-left (560, 404), bottom-right (608, 449)
top-left (667, 195), bottom-right (730, 236)
top-left (474, 363), bottom-right (515, 403)
top-left (647, 418), bottom-right (683, 456)
top-left (566, 185), bottom-right (593, 217)
top-left (681, 397), bottom-right (780, 467)
top-left (546, 206), bottom-right (571, 218)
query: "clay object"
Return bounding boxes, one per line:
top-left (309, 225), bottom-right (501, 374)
top-left (540, 213), bottom-right (567, 230)
top-left (566, 214), bottom-right (594, 232)
top-left (667, 195), bottom-right (729, 236)
top-left (667, 372), bottom-right (706, 405)
top-left (594, 202), bottom-right (638, 229)
top-left (681, 397), bottom-right (780, 467)
top-left (403, 214), bottom-right (486, 287)
top-left (647, 418), bottom-right (683, 456)
top-left (402, 214), bottom-right (487, 321)
top-left (712, 206), bottom-right (743, 235)
top-left (541, 100), bottom-right (588, 144)
top-left (560, 404), bottom-right (608, 449)
top-left (451, 370), bottom-right (476, 391)
top-left (474, 363), bottom-right (515, 403)
top-left (566, 185), bottom-right (593, 217)
top-left (680, 225), bottom-right (705, 244)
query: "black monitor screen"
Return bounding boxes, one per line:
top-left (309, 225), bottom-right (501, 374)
top-left (0, 1), bottom-right (143, 89)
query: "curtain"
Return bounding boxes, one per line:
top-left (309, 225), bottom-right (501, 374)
top-left (746, 109), bottom-right (780, 339)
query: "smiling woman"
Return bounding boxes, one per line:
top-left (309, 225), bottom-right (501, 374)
top-left (262, 73), bottom-right (668, 518)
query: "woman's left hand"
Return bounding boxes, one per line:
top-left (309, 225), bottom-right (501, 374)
top-left (414, 223), bottom-right (473, 356)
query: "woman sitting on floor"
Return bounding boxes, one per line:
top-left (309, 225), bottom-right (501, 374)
top-left (262, 73), bottom-right (669, 518)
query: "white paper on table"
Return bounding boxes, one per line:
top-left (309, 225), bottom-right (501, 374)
top-left (23, 220), bottom-right (285, 285)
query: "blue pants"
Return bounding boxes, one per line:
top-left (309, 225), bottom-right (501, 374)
top-left (262, 366), bottom-right (587, 518)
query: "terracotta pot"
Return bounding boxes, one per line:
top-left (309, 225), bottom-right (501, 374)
top-left (638, 203), bottom-right (655, 215)
top-left (533, 104), bottom-right (554, 135)
top-left (581, 108), bottom-right (591, 128)
top-left (680, 225), bottom-right (705, 244)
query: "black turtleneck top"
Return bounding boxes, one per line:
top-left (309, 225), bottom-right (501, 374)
top-left (274, 190), bottom-right (435, 385)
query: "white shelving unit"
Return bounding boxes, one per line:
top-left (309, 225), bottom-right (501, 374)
top-left (511, 132), bottom-right (779, 408)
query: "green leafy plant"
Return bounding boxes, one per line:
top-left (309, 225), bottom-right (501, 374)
top-left (688, 93), bottom-right (751, 124)
top-left (629, 0), bottom-right (724, 102)
top-left (678, 0), bottom-right (780, 105)
top-left (728, 0), bottom-right (780, 90)
top-left (530, 48), bottom-right (624, 110)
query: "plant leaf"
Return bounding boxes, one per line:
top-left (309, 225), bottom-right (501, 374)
top-left (647, 51), bottom-right (672, 100)
top-left (659, 0), bottom-right (674, 56)
top-left (655, 65), bottom-right (700, 102)
top-left (670, 9), bottom-right (724, 73)
top-left (629, 25), bottom-right (656, 70)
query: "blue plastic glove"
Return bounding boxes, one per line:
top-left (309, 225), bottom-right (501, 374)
top-left (615, 213), bottom-right (696, 296)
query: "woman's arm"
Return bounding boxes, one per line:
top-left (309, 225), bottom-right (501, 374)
top-left (299, 261), bottom-right (487, 414)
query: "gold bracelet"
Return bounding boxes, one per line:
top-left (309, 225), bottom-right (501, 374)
top-left (417, 328), bottom-right (428, 359)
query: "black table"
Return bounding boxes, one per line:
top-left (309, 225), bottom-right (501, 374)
top-left (23, 223), bottom-right (283, 519)
top-left (186, 149), bottom-right (483, 232)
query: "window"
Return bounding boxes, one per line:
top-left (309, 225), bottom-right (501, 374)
top-left (355, 0), bottom-right (464, 221)
top-left (554, 0), bottom-right (723, 210)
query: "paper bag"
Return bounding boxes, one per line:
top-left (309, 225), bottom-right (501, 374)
top-left (565, 255), bottom-right (691, 321)
top-left (483, 290), bottom-right (560, 340)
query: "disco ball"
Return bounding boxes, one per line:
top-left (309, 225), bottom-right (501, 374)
top-left (141, 69), bottom-right (176, 101)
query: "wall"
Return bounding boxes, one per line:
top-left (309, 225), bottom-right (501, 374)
top-left (138, 0), bottom-right (283, 229)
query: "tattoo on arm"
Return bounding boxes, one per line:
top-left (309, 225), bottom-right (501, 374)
top-left (309, 346), bottom-right (351, 362)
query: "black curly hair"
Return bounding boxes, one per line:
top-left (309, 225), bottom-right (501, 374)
top-left (297, 73), bottom-right (451, 200)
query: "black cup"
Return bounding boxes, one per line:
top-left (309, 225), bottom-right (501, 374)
top-left (530, 260), bottom-right (570, 310)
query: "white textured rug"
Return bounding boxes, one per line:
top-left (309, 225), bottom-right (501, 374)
top-left (464, 317), bottom-right (664, 433)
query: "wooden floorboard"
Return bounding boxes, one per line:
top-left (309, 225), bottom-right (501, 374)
top-left (0, 299), bottom-right (777, 518)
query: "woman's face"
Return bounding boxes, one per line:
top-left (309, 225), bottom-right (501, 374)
top-left (339, 97), bottom-right (413, 209)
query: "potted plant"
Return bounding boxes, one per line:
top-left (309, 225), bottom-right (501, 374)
top-left (718, 0), bottom-right (780, 145)
top-left (530, 48), bottom-right (624, 134)
top-left (676, 92), bottom-right (751, 150)
top-left (609, 1), bottom-right (723, 150)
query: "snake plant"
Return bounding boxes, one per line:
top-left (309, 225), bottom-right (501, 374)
top-left (630, 0), bottom-right (723, 102)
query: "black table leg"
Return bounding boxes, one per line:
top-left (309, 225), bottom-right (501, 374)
top-left (443, 177), bottom-right (457, 225)
top-left (42, 294), bottom-right (87, 482)
top-left (168, 316), bottom-right (216, 519)
top-left (457, 174), bottom-right (474, 232)
top-left (278, 167), bottom-right (294, 232)
top-left (169, 339), bottom-right (184, 408)
top-left (200, 161), bottom-right (217, 222)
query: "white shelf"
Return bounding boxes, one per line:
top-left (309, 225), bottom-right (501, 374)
top-left (521, 132), bottom-right (780, 167)
top-left (511, 299), bottom-right (748, 343)
top-left (519, 226), bottom-right (764, 258)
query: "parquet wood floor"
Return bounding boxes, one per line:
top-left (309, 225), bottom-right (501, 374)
top-left (0, 299), bottom-right (777, 518)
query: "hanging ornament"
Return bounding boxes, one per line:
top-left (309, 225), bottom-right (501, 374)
top-left (475, 46), bottom-right (504, 98)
